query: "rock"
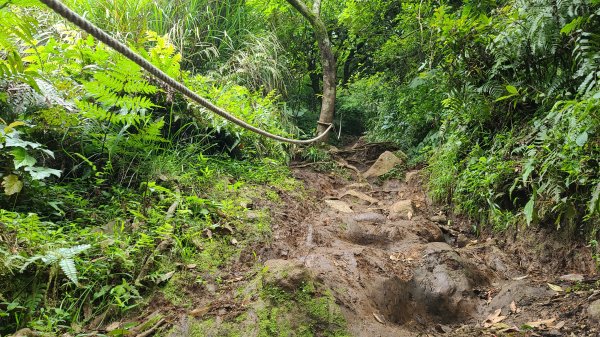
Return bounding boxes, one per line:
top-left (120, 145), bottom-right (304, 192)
top-left (346, 182), bottom-right (372, 191)
top-left (559, 274), bottom-right (584, 282)
top-left (429, 215), bottom-right (447, 223)
top-left (388, 200), bottom-right (414, 220)
top-left (352, 212), bottom-right (387, 224)
top-left (435, 324), bottom-right (453, 333)
top-left (405, 171), bottom-right (420, 183)
top-left (373, 242), bottom-right (490, 324)
top-left (413, 220), bottom-right (444, 242)
top-left (363, 151), bottom-right (403, 179)
top-left (263, 259), bottom-right (311, 291)
top-left (325, 200), bottom-right (353, 213)
top-left (382, 179), bottom-right (402, 191)
top-left (246, 211), bottom-right (260, 220)
top-left (456, 234), bottom-right (468, 248)
top-left (589, 299), bottom-right (600, 323)
top-left (340, 189), bottom-right (379, 205)
top-left (489, 280), bottom-right (553, 313)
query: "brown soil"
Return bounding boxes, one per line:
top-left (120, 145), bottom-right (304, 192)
top-left (264, 145), bottom-right (600, 337)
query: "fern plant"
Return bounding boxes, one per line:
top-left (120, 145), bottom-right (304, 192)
top-left (19, 244), bottom-right (91, 285)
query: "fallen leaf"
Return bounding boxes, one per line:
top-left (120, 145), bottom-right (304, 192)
top-left (510, 300), bottom-right (518, 313)
top-left (559, 274), bottom-right (584, 282)
top-left (435, 324), bottom-right (452, 333)
top-left (389, 253), bottom-right (401, 261)
top-left (226, 276), bottom-right (243, 283)
top-left (106, 322), bottom-right (121, 331)
top-left (512, 275), bottom-right (529, 281)
top-left (555, 321), bottom-right (565, 330)
top-left (372, 312), bottom-right (386, 324)
top-left (498, 325), bottom-right (521, 333)
top-left (230, 238), bottom-right (239, 245)
top-left (491, 322), bottom-right (511, 330)
top-left (190, 306), bottom-right (210, 317)
top-left (324, 199), bottom-right (353, 213)
top-left (186, 264), bottom-right (197, 269)
top-left (547, 283), bottom-right (563, 292)
top-left (483, 309), bottom-right (507, 328)
top-left (158, 271), bottom-right (175, 283)
top-left (407, 211), bottom-right (413, 220)
top-left (526, 318), bottom-right (556, 329)
top-left (341, 189), bottom-right (379, 204)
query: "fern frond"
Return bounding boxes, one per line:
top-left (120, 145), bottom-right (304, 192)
top-left (59, 258), bottom-right (79, 285)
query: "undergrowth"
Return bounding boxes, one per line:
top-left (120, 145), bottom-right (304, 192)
top-left (0, 2), bottom-right (302, 334)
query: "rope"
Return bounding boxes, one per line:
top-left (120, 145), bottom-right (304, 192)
top-left (38, 0), bottom-right (332, 145)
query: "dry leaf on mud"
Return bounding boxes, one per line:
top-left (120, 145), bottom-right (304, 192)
top-left (510, 300), bottom-right (519, 313)
top-left (341, 189), bottom-right (379, 204)
top-left (512, 275), bottom-right (529, 281)
top-left (407, 211), bottom-right (413, 220)
top-left (547, 283), bottom-right (563, 292)
top-left (483, 309), bottom-right (506, 328)
top-left (389, 253), bottom-right (401, 261)
top-left (555, 321), bottom-right (566, 330)
top-left (105, 322), bottom-right (121, 331)
top-left (325, 200), bottom-right (353, 213)
top-left (495, 324), bottom-right (520, 333)
top-left (190, 306), bottom-right (210, 317)
top-left (372, 312), bottom-right (386, 324)
top-left (525, 318), bottom-right (556, 329)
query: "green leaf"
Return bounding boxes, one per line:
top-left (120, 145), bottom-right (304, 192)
top-left (56, 244), bottom-right (91, 258)
top-left (524, 197), bottom-right (535, 226)
top-left (575, 131), bottom-right (588, 147)
top-left (24, 166), bottom-right (61, 180)
top-left (560, 17), bottom-right (583, 35)
top-left (4, 133), bottom-right (40, 149)
top-left (3, 121), bottom-right (25, 133)
top-left (59, 258), bottom-right (79, 285)
top-left (12, 147), bottom-right (36, 169)
top-left (589, 183), bottom-right (600, 214)
top-left (506, 85), bottom-right (518, 94)
top-left (2, 174), bottom-right (23, 195)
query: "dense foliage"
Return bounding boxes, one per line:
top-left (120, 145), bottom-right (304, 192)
top-left (1, 0), bottom-right (600, 334)
top-left (0, 0), bottom-right (300, 333)
top-left (334, 0), bottom-right (600, 239)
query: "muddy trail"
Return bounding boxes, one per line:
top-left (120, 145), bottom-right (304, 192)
top-left (264, 143), bottom-right (600, 336)
top-left (86, 142), bottom-right (600, 337)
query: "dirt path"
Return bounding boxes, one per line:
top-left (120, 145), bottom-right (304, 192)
top-left (266, 146), bottom-right (600, 336)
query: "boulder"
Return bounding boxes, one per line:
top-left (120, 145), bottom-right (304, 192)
top-left (589, 299), bottom-right (600, 323)
top-left (414, 220), bottom-right (444, 242)
top-left (389, 200), bottom-right (414, 220)
top-left (263, 259), bottom-right (311, 291)
top-left (363, 151), bottom-right (403, 179)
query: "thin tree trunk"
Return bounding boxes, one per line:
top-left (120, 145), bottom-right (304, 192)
top-left (285, 0), bottom-right (336, 142)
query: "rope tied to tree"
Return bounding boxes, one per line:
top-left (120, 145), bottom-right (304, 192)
top-left (38, 0), bottom-right (332, 145)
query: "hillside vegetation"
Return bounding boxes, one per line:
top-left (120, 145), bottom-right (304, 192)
top-left (0, 0), bottom-right (599, 335)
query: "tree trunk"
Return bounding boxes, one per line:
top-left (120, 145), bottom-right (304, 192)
top-left (285, 0), bottom-right (336, 142)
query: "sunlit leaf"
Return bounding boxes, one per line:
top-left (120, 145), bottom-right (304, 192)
top-left (575, 131), bottom-right (588, 147)
top-left (524, 197), bottom-right (535, 226)
top-left (2, 174), bottom-right (23, 195)
top-left (12, 147), bottom-right (36, 169)
top-left (24, 166), bottom-right (62, 180)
